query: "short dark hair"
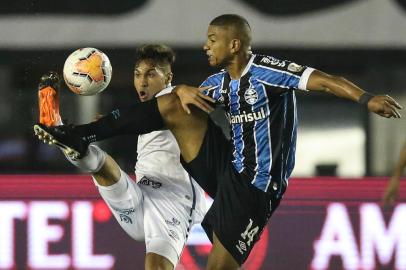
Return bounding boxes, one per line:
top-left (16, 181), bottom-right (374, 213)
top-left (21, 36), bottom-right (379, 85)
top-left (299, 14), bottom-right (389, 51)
top-left (210, 14), bottom-right (251, 31)
top-left (135, 44), bottom-right (175, 68)
top-left (210, 14), bottom-right (252, 48)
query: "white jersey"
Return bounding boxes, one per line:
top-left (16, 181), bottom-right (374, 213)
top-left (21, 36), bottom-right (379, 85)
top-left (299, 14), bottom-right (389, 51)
top-left (135, 86), bottom-right (206, 221)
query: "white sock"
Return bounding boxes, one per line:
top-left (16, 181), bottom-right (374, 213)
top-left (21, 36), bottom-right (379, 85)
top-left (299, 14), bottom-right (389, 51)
top-left (63, 144), bottom-right (106, 173)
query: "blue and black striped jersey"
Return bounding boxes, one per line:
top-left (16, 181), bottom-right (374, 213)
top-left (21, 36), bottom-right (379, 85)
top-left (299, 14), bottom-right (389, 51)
top-left (201, 54), bottom-right (314, 195)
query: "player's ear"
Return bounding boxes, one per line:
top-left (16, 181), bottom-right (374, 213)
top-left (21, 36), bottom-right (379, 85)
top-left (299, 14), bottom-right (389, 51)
top-left (166, 72), bottom-right (173, 84)
top-left (230, 39), bottom-right (241, 54)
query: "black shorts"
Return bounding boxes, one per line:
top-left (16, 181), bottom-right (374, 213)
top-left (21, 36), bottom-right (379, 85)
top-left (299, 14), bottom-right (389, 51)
top-left (181, 119), bottom-right (285, 265)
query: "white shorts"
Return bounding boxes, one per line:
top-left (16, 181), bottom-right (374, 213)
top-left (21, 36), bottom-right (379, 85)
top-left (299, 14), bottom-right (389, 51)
top-left (93, 169), bottom-right (204, 268)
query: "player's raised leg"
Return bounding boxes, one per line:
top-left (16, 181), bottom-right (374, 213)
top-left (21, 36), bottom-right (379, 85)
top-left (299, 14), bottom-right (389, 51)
top-left (156, 93), bottom-right (209, 162)
top-left (35, 71), bottom-right (146, 240)
top-left (34, 88), bottom-right (210, 162)
top-left (34, 71), bottom-right (179, 269)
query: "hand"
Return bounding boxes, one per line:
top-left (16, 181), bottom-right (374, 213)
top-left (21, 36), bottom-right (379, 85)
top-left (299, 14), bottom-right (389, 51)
top-left (174, 85), bottom-right (215, 114)
top-left (367, 95), bottom-right (402, 118)
top-left (382, 176), bottom-right (400, 206)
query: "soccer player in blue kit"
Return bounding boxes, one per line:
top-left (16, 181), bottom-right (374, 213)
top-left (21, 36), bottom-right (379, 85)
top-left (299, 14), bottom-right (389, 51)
top-left (35, 14), bottom-right (402, 269)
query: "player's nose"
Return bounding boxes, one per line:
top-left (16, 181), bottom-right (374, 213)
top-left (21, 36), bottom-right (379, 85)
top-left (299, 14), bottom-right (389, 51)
top-left (140, 76), bottom-right (148, 87)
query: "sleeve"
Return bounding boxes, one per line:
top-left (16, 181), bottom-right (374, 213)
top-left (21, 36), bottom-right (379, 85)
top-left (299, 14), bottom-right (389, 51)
top-left (256, 56), bottom-right (314, 91)
top-left (199, 73), bottom-right (223, 102)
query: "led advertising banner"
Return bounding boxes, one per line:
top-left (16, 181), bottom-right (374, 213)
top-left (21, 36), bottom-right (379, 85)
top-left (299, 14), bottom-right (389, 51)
top-left (0, 175), bottom-right (405, 270)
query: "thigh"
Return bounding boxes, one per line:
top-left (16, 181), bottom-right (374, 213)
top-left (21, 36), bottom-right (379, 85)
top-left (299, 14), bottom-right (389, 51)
top-left (207, 232), bottom-right (239, 270)
top-left (96, 171), bottom-right (145, 241)
top-left (141, 181), bottom-right (193, 268)
top-left (157, 93), bottom-right (209, 163)
top-left (180, 119), bottom-right (233, 198)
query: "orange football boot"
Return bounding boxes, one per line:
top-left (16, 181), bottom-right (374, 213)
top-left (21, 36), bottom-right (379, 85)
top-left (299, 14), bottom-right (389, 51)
top-left (38, 71), bottom-right (62, 126)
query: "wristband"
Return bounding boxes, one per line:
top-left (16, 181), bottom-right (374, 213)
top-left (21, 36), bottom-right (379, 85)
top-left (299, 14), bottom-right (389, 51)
top-left (358, 92), bottom-right (375, 106)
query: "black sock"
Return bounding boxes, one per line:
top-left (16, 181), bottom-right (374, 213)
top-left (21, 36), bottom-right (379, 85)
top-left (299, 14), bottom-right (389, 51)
top-left (75, 98), bottom-right (164, 143)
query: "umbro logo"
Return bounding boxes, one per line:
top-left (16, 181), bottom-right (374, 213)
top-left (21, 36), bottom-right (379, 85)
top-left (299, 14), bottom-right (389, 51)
top-left (119, 214), bottom-right (132, 224)
top-left (236, 240), bottom-right (247, 254)
top-left (165, 217), bottom-right (181, 226)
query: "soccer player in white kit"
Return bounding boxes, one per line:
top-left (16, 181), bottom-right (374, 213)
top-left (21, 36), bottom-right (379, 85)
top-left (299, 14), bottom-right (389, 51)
top-left (35, 44), bottom-right (206, 270)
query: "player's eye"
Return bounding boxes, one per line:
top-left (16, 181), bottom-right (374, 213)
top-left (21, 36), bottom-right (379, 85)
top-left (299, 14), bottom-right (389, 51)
top-left (148, 73), bottom-right (156, 78)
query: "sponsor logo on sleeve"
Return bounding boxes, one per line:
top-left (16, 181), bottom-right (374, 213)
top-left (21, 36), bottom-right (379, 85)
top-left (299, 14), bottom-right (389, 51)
top-left (287, 62), bottom-right (304, 73)
top-left (261, 56), bottom-right (286, 67)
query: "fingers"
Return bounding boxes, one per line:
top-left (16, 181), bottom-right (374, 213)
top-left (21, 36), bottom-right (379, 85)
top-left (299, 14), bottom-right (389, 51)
top-left (178, 86), bottom-right (215, 114)
top-left (181, 103), bottom-right (191, 115)
top-left (385, 95), bottom-right (403, 109)
top-left (383, 100), bottom-right (402, 118)
top-left (193, 98), bottom-right (214, 113)
top-left (199, 85), bottom-right (218, 93)
top-left (373, 95), bottom-right (403, 118)
top-left (199, 92), bottom-right (216, 103)
top-left (198, 85), bottom-right (213, 92)
top-left (181, 98), bottom-right (214, 114)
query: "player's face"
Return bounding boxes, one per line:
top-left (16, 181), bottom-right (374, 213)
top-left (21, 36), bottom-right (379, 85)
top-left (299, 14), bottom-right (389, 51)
top-left (134, 60), bottom-right (168, 102)
top-left (203, 25), bottom-right (233, 67)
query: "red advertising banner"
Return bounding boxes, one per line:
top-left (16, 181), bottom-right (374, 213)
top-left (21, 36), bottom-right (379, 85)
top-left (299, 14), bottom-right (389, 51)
top-left (0, 175), bottom-right (405, 270)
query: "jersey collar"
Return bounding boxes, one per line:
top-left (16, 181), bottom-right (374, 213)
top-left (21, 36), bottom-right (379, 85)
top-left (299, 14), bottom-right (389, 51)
top-left (240, 54), bottom-right (255, 77)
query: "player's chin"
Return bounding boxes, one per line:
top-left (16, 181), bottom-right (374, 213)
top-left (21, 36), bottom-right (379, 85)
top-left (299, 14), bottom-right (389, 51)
top-left (208, 59), bottom-right (220, 67)
top-left (139, 96), bottom-right (149, 102)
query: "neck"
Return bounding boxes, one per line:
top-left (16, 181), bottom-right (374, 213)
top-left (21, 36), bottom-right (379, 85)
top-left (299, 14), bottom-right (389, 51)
top-left (226, 52), bottom-right (251, 80)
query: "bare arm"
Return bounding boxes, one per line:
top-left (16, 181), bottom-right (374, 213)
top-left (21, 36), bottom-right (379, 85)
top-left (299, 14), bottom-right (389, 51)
top-left (306, 70), bottom-right (402, 118)
top-left (382, 141), bottom-right (406, 205)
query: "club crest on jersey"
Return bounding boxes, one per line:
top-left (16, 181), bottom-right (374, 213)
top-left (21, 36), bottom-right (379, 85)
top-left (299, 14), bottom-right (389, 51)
top-left (287, 62), bottom-right (304, 73)
top-left (244, 88), bottom-right (258, 105)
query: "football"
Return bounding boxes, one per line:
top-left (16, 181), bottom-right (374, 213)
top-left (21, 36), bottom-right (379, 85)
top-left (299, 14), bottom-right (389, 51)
top-left (63, 47), bottom-right (112, 96)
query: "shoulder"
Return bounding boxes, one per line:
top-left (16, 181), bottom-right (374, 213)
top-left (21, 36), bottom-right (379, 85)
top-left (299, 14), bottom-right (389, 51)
top-left (201, 70), bottom-right (226, 86)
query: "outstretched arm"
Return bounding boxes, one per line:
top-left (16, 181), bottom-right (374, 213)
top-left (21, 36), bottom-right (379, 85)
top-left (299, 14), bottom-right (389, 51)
top-left (306, 70), bottom-right (402, 118)
top-left (382, 141), bottom-right (406, 205)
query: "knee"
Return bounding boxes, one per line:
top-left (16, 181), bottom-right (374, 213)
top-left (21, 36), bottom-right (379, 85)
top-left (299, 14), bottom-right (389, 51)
top-left (207, 260), bottom-right (239, 270)
top-left (145, 253), bottom-right (173, 270)
top-left (93, 155), bottom-right (121, 186)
